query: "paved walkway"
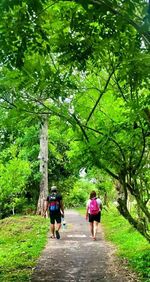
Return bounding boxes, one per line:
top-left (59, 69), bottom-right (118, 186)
top-left (31, 210), bottom-right (139, 282)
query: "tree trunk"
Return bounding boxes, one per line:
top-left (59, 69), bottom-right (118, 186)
top-left (37, 116), bottom-right (48, 215)
top-left (104, 192), bottom-right (109, 207)
top-left (117, 197), bottom-right (150, 242)
top-left (117, 181), bottom-right (150, 243)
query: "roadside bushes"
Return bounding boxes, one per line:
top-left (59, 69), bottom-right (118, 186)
top-left (64, 179), bottom-right (96, 207)
top-left (0, 158), bottom-right (31, 218)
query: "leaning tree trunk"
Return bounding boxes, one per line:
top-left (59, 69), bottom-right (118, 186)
top-left (116, 180), bottom-right (150, 242)
top-left (37, 116), bottom-right (48, 216)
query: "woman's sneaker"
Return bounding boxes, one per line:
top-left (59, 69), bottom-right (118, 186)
top-left (56, 230), bottom-right (60, 239)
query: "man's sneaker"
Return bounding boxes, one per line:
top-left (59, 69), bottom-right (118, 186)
top-left (56, 230), bottom-right (60, 239)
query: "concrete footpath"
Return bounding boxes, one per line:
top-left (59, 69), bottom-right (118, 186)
top-left (31, 210), bottom-right (139, 282)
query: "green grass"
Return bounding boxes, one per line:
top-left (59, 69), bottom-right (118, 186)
top-left (0, 215), bottom-right (49, 282)
top-left (77, 207), bottom-right (150, 281)
top-left (102, 207), bottom-right (150, 281)
top-left (1, 209), bottom-right (149, 281)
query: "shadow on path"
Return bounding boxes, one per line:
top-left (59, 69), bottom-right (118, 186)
top-left (31, 210), bottom-right (140, 282)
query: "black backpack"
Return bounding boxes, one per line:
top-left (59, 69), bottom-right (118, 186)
top-left (48, 193), bottom-right (60, 212)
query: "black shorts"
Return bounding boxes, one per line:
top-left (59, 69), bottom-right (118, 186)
top-left (89, 212), bottom-right (101, 223)
top-left (50, 211), bottom-right (61, 224)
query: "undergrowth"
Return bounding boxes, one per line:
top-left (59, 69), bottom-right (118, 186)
top-left (102, 207), bottom-right (150, 282)
top-left (0, 215), bottom-right (49, 281)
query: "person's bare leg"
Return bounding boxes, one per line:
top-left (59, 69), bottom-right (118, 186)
top-left (90, 222), bottom-right (94, 238)
top-left (93, 221), bottom-right (99, 240)
top-left (56, 223), bottom-right (61, 231)
top-left (50, 224), bottom-right (55, 238)
top-left (56, 223), bottom-right (61, 239)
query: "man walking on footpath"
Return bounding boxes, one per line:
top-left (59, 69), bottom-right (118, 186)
top-left (44, 186), bottom-right (64, 239)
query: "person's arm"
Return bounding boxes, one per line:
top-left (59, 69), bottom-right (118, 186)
top-left (85, 206), bottom-right (89, 220)
top-left (44, 199), bottom-right (48, 217)
top-left (60, 200), bottom-right (64, 216)
top-left (98, 199), bottom-right (102, 211)
top-left (85, 200), bottom-right (89, 220)
top-left (99, 199), bottom-right (103, 210)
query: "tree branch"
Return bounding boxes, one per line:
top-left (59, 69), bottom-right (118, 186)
top-left (85, 67), bottom-right (117, 125)
top-left (132, 125), bottom-right (146, 175)
top-left (91, 0), bottom-right (150, 45)
top-left (90, 150), bottom-right (119, 180)
top-left (63, 0), bottom-right (150, 45)
top-left (72, 113), bottom-right (89, 142)
top-left (82, 124), bottom-right (126, 163)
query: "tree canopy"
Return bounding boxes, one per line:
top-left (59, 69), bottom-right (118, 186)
top-left (0, 0), bottom-right (150, 241)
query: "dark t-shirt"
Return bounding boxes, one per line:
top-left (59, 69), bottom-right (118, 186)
top-left (47, 193), bottom-right (62, 212)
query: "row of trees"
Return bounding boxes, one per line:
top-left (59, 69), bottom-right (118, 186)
top-left (0, 0), bottom-right (150, 241)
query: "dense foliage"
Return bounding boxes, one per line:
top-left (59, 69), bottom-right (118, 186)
top-left (0, 0), bottom-right (150, 241)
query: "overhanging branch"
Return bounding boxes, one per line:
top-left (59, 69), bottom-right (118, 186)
top-left (63, 0), bottom-right (150, 45)
top-left (85, 67), bottom-right (116, 125)
top-left (82, 124), bottom-right (126, 163)
top-left (72, 113), bottom-right (89, 142)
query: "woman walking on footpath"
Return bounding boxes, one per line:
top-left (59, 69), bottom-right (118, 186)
top-left (86, 190), bottom-right (102, 240)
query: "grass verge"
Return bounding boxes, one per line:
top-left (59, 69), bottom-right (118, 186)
top-left (0, 215), bottom-right (49, 282)
top-left (76, 207), bottom-right (150, 282)
top-left (102, 207), bottom-right (150, 282)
